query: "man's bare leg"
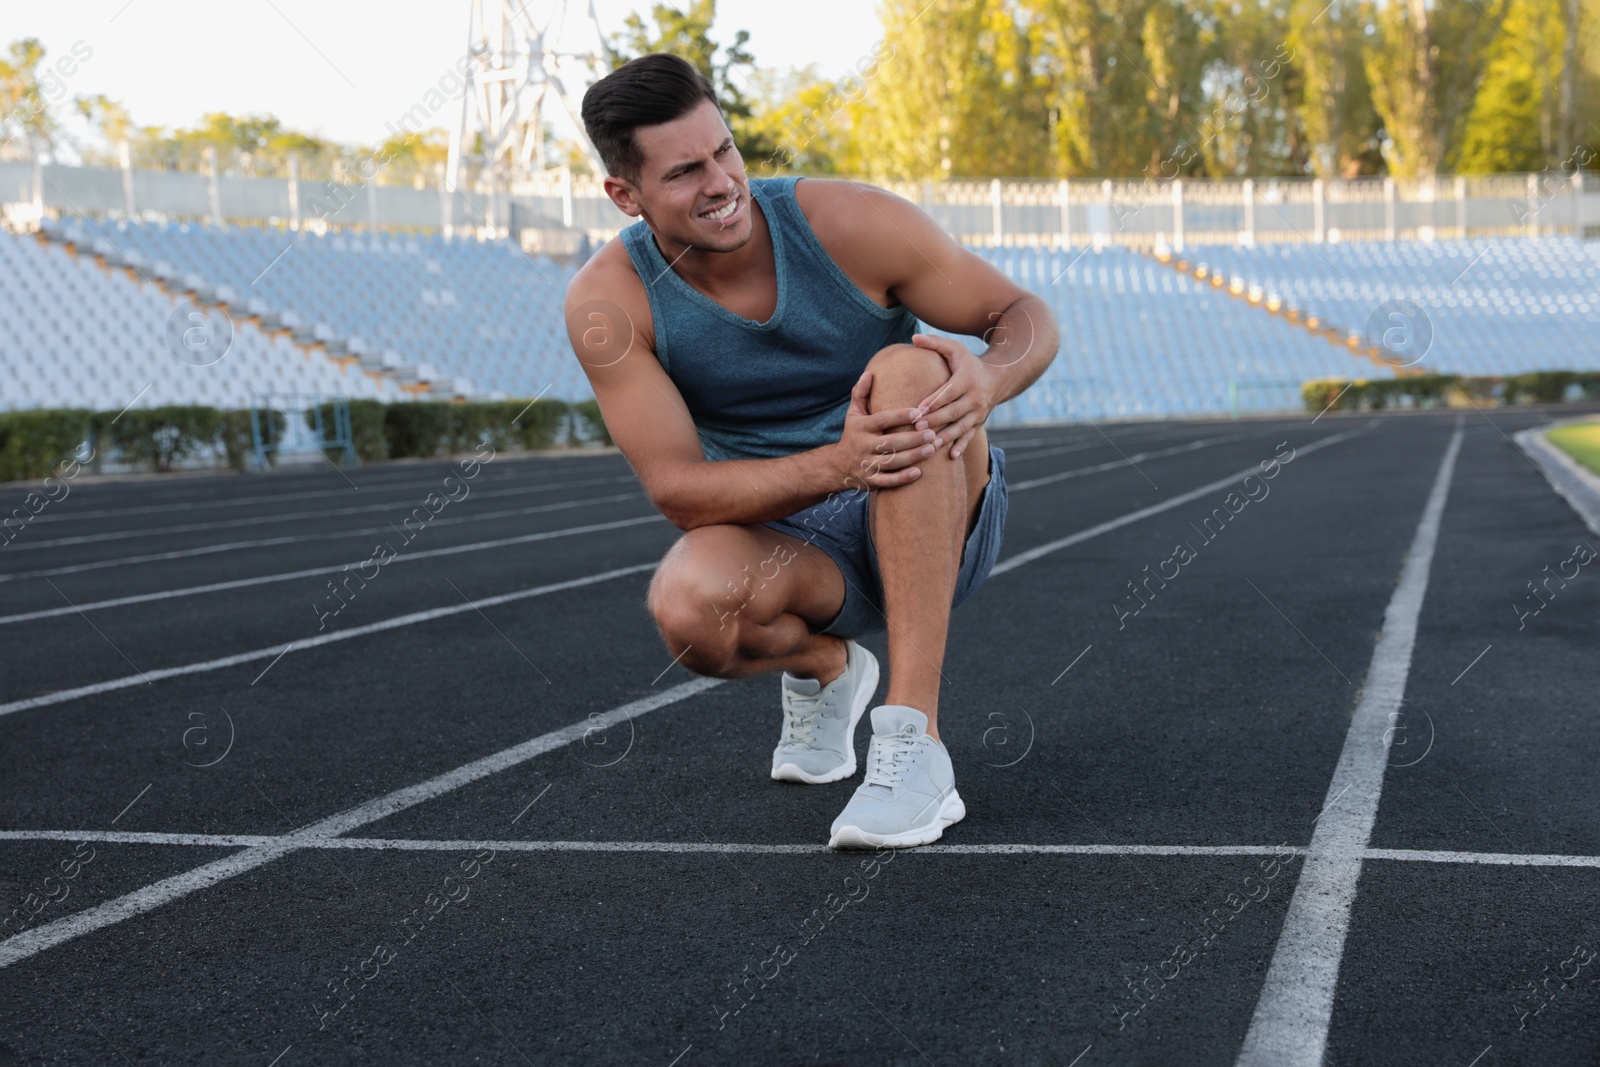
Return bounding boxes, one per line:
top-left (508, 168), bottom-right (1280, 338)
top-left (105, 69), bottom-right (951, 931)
top-left (864, 344), bottom-right (991, 741)
top-left (647, 524), bottom-right (850, 682)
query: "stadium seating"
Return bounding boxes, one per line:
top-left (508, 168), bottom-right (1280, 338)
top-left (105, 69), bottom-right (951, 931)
top-left (0, 229), bottom-right (400, 412)
top-left (5, 217), bottom-right (1595, 424)
top-left (38, 221), bottom-right (1370, 422)
top-left (1182, 237), bottom-right (1600, 379)
top-left (944, 245), bottom-right (1379, 421)
top-left (96, 220), bottom-right (583, 403)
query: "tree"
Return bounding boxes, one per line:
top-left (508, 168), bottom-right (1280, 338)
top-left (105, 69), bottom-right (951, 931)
top-left (848, 0), bottom-right (1051, 181)
top-left (369, 126), bottom-right (450, 188)
top-left (72, 93), bottom-right (134, 167)
top-left (1365, 0), bottom-right (1508, 176)
top-left (608, 0), bottom-right (780, 170)
top-left (0, 38), bottom-right (64, 161)
top-left (1455, 0), bottom-right (1566, 172)
top-left (1287, 0), bottom-right (1383, 178)
top-left (1192, 0), bottom-right (1301, 178)
top-left (1138, 0), bottom-right (1213, 177)
top-left (740, 65), bottom-right (857, 177)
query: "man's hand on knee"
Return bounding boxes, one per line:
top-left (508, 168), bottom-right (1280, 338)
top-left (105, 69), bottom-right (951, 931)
top-left (833, 370), bottom-right (941, 492)
top-left (908, 333), bottom-right (1000, 460)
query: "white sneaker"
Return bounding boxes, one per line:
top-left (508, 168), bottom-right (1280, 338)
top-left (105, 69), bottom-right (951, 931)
top-left (828, 705), bottom-right (965, 849)
top-left (771, 640), bottom-right (879, 784)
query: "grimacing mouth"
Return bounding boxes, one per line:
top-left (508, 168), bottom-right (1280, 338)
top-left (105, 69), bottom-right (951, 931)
top-left (697, 187), bottom-right (742, 221)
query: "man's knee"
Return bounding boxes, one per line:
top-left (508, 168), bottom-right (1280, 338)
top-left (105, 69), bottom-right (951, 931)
top-left (646, 533), bottom-right (759, 676)
top-left (864, 343), bottom-right (948, 411)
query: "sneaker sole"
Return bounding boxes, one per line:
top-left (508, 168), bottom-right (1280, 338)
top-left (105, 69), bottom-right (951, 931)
top-left (771, 648), bottom-right (880, 785)
top-left (827, 789), bottom-right (966, 850)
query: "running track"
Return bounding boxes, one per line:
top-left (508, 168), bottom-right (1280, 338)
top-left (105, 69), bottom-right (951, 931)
top-left (1, 407), bottom-right (1597, 1066)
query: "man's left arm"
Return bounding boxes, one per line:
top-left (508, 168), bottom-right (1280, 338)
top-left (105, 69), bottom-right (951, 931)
top-left (824, 183), bottom-right (1061, 460)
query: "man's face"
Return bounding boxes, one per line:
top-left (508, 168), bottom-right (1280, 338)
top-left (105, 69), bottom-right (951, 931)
top-left (622, 99), bottom-right (752, 254)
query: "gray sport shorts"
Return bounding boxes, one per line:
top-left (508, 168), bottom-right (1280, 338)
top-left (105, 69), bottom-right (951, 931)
top-left (760, 444), bottom-right (1009, 638)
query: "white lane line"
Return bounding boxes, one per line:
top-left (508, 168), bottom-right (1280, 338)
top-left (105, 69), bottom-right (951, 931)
top-left (0, 422), bottom-right (1370, 967)
top-left (0, 430), bottom-right (1369, 713)
top-left (1365, 848), bottom-right (1600, 868)
top-left (0, 830), bottom-right (280, 848)
top-left (1235, 426), bottom-right (1464, 1067)
top-left (1004, 425), bottom-right (1180, 462)
top-left (0, 491), bottom-right (648, 582)
top-left (0, 429), bottom-right (1221, 582)
top-left (0, 563), bottom-right (660, 718)
top-left (9, 830), bottom-right (1600, 868)
top-left (0, 514), bottom-right (663, 625)
top-left (0, 832), bottom-right (1306, 856)
top-left (16, 469), bottom-right (634, 527)
top-left (249, 642), bottom-right (296, 687)
top-left (993, 425), bottom-right (1372, 576)
top-left (1007, 433), bottom-right (1250, 491)
top-left (1, 484), bottom-right (645, 555)
top-left (0, 427), bottom-right (1273, 621)
top-left (0, 677), bottom-right (723, 970)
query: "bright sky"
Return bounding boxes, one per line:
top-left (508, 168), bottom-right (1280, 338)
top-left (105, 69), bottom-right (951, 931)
top-left (5, 0), bottom-right (883, 149)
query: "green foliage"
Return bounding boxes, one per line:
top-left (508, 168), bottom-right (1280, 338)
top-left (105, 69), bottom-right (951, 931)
top-left (1302, 372), bottom-right (1600, 412)
top-left (496, 399), bottom-right (569, 452)
top-left (219, 408), bottom-right (288, 471)
top-left (13, 1), bottom-right (1600, 185)
top-left (569, 399), bottom-right (614, 446)
top-left (742, 66), bottom-right (861, 178)
top-left (838, 0), bottom-right (1599, 178)
top-left (0, 38), bottom-right (62, 160)
top-left (854, 0), bottom-right (1053, 180)
top-left (92, 406), bottom-right (223, 472)
top-left (609, 1), bottom-right (781, 170)
top-left (1505, 370), bottom-right (1600, 403)
top-left (0, 408), bottom-right (92, 482)
top-left (1455, 0), bottom-right (1568, 173)
top-left (1289, 0), bottom-right (1385, 177)
top-left (382, 402), bottom-right (456, 459)
top-left (330, 399), bottom-right (390, 463)
top-left (0, 400), bottom-right (583, 482)
top-left (1545, 420), bottom-right (1600, 474)
top-left (335, 400), bottom-right (576, 460)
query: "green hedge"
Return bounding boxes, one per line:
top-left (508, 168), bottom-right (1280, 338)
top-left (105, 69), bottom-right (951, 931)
top-left (221, 409), bottom-right (289, 471)
top-left (0, 408), bottom-right (93, 482)
top-left (0, 406), bottom-right (294, 480)
top-left (322, 398), bottom-right (572, 461)
top-left (92, 405), bottom-right (223, 472)
top-left (1, 397), bottom-right (605, 481)
top-left (1303, 372), bottom-right (1600, 414)
top-left (337, 399), bottom-right (389, 463)
top-left (88, 406), bottom-right (290, 473)
top-left (569, 398), bottom-right (613, 446)
top-left (1505, 371), bottom-right (1600, 405)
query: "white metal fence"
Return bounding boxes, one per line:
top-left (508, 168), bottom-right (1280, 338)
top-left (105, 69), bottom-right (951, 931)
top-left (3, 159), bottom-right (1594, 249)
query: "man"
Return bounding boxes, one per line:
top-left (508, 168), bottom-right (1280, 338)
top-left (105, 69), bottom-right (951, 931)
top-left (565, 53), bottom-right (1058, 849)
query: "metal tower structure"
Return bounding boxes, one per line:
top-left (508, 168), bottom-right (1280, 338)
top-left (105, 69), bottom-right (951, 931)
top-left (446, 0), bottom-right (610, 232)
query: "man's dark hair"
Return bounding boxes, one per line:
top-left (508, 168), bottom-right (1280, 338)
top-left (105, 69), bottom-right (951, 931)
top-left (582, 53), bottom-right (720, 182)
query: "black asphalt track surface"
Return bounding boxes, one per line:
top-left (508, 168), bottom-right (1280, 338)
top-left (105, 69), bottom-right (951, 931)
top-left (1, 406), bottom-right (1597, 1065)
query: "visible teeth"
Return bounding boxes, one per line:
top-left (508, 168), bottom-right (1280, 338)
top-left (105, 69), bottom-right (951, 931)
top-left (701, 198), bottom-right (737, 220)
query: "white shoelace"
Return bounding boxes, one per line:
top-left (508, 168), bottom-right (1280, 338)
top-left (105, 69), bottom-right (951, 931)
top-left (780, 689), bottom-right (829, 747)
top-left (863, 728), bottom-right (923, 790)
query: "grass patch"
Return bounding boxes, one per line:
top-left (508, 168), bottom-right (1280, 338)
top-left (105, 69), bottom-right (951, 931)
top-left (1547, 421), bottom-right (1600, 476)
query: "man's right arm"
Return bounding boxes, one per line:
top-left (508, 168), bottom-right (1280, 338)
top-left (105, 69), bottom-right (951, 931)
top-left (564, 252), bottom-right (936, 531)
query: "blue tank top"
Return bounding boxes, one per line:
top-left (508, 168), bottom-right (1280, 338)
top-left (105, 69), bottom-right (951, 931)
top-left (620, 176), bottom-right (916, 461)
